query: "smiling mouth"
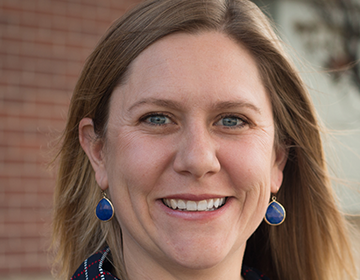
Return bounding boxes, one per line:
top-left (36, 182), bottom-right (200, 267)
top-left (162, 198), bottom-right (227, 212)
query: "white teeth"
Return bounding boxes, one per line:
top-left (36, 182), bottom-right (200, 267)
top-left (197, 200), bottom-right (207, 211)
top-left (170, 199), bottom-right (177, 209)
top-left (207, 199), bottom-right (214, 209)
top-left (178, 199), bottom-right (186, 210)
top-left (187, 201), bottom-right (197, 211)
top-left (163, 197), bottom-right (226, 212)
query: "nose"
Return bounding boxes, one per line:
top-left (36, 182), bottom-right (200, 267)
top-left (173, 125), bottom-right (221, 179)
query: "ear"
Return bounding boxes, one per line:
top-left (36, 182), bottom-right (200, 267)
top-left (79, 118), bottom-right (108, 191)
top-left (270, 145), bottom-right (288, 194)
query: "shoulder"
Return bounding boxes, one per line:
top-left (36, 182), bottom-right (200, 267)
top-left (242, 265), bottom-right (271, 280)
top-left (71, 247), bottom-right (119, 280)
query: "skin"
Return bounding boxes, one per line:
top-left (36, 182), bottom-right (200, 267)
top-left (80, 32), bottom-right (287, 280)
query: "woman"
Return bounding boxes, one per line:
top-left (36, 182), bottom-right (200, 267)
top-left (52, 0), bottom-right (357, 279)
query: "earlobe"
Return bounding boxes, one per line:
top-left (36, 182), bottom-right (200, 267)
top-left (271, 146), bottom-right (288, 193)
top-left (79, 118), bottom-right (109, 191)
top-left (277, 145), bottom-right (288, 172)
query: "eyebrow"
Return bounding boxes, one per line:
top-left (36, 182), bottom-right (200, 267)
top-left (211, 100), bottom-right (261, 114)
top-left (128, 97), bottom-right (261, 114)
top-left (128, 98), bottom-right (182, 112)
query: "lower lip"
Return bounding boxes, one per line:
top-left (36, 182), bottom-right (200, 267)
top-left (156, 198), bottom-right (232, 221)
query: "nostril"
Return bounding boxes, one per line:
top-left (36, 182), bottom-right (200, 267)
top-left (173, 146), bottom-right (221, 178)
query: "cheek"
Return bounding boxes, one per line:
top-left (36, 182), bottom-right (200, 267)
top-left (105, 132), bottom-right (175, 214)
top-left (220, 138), bottom-right (274, 192)
top-left (107, 132), bottom-right (170, 180)
top-left (219, 136), bottom-right (274, 228)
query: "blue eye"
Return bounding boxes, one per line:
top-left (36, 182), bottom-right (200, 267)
top-left (145, 114), bottom-right (172, 125)
top-left (222, 117), bottom-right (240, 126)
top-left (216, 116), bottom-right (246, 128)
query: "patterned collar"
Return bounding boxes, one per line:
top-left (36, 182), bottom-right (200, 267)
top-left (71, 247), bottom-right (270, 280)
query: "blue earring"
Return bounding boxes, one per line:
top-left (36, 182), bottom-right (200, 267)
top-left (264, 196), bottom-right (286, 226)
top-left (95, 192), bottom-right (114, 222)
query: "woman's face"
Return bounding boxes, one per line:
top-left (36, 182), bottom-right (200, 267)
top-left (83, 32), bottom-right (286, 277)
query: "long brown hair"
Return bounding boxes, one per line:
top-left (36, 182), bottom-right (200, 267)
top-left (52, 0), bottom-right (357, 279)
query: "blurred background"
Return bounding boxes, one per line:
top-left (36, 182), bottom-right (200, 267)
top-left (0, 0), bottom-right (359, 279)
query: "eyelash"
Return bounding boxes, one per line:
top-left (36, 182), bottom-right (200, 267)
top-left (140, 113), bottom-right (249, 129)
top-left (215, 114), bottom-right (249, 129)
top-left (140, 113), bottom-right (174, 126)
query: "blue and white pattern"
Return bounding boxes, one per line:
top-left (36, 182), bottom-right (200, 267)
top-left (70, 247), bottom-right (118, 280)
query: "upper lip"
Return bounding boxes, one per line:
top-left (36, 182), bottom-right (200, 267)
top-left (161, 194), bottom-right (228, 201)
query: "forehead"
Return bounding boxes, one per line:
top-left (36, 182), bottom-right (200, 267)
top-left (129, 32), bottom-right (259, 85)
top-left (113, 31), bottom-right (270, 115)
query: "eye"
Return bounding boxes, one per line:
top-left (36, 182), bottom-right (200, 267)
top-left (143, 114), bottom-right (173, 125)
top-left (215, 115), bottom-right (247, 128)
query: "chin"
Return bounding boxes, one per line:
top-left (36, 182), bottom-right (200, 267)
top-left (159, 232), bottom-right (243, 271)
top-left (169, 251), bottom-right (228, 270)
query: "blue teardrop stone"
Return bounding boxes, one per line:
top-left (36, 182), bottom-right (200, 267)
top-left (96, 198), bottom-right (114, 221)
top-left (265, 201), bottom-right (285, 225)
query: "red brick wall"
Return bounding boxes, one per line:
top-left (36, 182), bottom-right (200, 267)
top-left (0, 0), bottom-right (141, 275)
